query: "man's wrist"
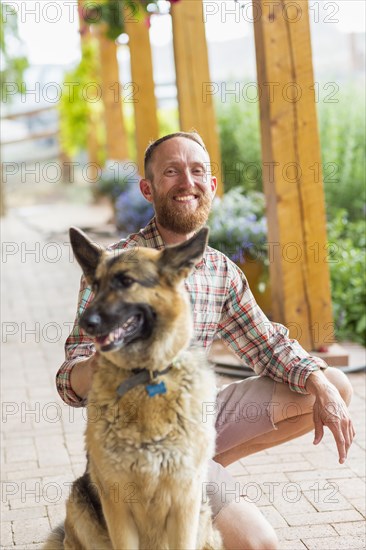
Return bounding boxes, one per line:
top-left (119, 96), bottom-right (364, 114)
top-left (305, 369), bottom-right (330, 395)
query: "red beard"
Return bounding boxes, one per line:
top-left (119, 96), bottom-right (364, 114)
top-left (152, 187), bottom-right (213, 234)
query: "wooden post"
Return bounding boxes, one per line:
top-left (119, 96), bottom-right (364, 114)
top-left (253, 0), bottom-right (334, 350)
top-left (171, 0), bottom-right (223, 195)
top-left (125, 9), bottom-right (159, 176)
top-left (78, 0), bottom-right (102, 182)
top-left (96, 25), bottom-right (129, 160)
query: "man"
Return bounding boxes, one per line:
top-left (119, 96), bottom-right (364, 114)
top-left (57, 131), bottom-right (354, 550)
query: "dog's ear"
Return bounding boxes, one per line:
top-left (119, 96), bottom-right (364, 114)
top-left (158, 227), bottom-right (209, 281)
top-left (69, 227), bottom-right (104, 284)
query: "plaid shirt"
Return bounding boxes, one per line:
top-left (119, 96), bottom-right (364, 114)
top-left (57, 218), bottom-right (327, 406)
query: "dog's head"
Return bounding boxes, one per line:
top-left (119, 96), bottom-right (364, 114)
top-left (69, 227), bottom-right (209, 367)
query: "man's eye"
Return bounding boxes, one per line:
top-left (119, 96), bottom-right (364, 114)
top-left (112, 274), bottom-right (134, 288)
top-left (166, 168), bottom-right (177, 175)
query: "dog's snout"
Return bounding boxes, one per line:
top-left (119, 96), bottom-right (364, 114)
top-left (81, 312), bottom-right (102, 334)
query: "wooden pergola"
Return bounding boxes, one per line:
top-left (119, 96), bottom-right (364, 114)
top-left (81, 0), bottom-right (334, 353)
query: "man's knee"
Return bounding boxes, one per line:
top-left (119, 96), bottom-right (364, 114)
top-left (214, 500), bottom-right (279, 550)
top-left (324, 368), bottom-right (353, 406)
top-left (243, 529), bottom-right (279, 550)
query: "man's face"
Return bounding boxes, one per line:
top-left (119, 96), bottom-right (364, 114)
top-left (141, 137), bottom-right (217, 235)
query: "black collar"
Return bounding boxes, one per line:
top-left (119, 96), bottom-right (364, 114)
top-left (116, 364), bottom-right (172, 398)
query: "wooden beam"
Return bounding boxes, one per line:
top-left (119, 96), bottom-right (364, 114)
top-left (125, 9), bottom-right (159, 176)
top-left (96, 26), bottom-right (129, 160)
top-left (171, 0), bottom-right (223, 195)
top-left (253, 0), bottom-right (334, 350)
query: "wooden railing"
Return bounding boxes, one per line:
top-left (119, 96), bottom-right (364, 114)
top-left (1, 105), bottom-right (70, 215)
top-left (1, 105), bottom-right (59, 148)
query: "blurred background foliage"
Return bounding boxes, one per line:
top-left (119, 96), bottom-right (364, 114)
top-left (59, 85), bottom-right (365, 342)
top-left (213, 88), bottom-right (365, 343)
top-left (2, 1), bottom-right (364, 344)
top-left (0, 2), bottom-right (29, 101)
top-left (215, 87), bottom-right (366, 222)
top-left (327, 211), bottom-right (366, 344)
top-left (58, 39), bottom-right (105, 163)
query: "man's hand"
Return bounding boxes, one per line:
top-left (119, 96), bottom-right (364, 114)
top-left (306, 371), bottom-right (355, 464)
top-left (70, 353), bottom-right (99, 399)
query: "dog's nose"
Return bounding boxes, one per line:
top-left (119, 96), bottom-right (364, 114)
top-left (81, 312), bottom-right (102, 333)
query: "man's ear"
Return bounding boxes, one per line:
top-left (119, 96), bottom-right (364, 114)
top-left (69, 227), bottom-right (104, 284)
top-left (211, 176), bottom-right (218, 195)
top-left (140, 178), bottom-right (154, 203)
top-left (158, 227), bottom-right (209, 282)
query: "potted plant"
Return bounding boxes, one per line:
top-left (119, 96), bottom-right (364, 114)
top-left (208, 188), bottom-right (271, 314)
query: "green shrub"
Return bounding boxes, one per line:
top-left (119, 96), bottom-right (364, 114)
top-left (327, 210), bottom-right (366, 344)
top-left (216, 99), bottom-right (262, 192)
top-left (214, 92), bottom-right (365, 343)
top-left (215, 85), bottom-right (366, 220)
top-left (318, 87), bottom-right (366, 221)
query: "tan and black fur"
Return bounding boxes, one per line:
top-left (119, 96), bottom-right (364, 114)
top-left (43, 227), bottom-right (223, 550)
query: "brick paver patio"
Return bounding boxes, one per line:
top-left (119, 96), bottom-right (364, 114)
top-left (1, 202), bottom-right (365, 549)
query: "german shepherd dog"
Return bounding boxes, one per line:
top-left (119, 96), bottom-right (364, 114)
top-left (43, 227), bottom-right (223, 550)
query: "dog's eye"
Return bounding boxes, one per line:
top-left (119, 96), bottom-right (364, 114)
top-left (112, 273), bottom-right (134, 289)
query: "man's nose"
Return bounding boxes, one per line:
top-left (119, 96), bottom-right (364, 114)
top-left (180, 169), bottom-right (195, 187)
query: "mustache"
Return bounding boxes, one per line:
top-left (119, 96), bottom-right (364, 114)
top-left (168, 187), bottom-right (204, 199)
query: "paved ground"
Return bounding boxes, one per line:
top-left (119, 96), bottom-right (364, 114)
top-left (1, 201), bottom-right (365, 550)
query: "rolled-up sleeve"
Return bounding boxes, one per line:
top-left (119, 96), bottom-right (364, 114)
top-left (218, 260), bottom-right (328, 394)
top-left (56, 277), bottom-right (95, 407)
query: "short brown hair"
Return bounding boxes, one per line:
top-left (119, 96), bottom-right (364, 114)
top-left (144, 131), bottom-right (208, 180)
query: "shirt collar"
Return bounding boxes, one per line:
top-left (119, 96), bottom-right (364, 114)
top-left (138, 217), bottom-right (165, 250)
top-left (138, 217), bottom-right (206, 269)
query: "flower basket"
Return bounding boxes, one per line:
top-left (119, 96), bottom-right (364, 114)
top-left (235, 256), bottom-right (272, 315)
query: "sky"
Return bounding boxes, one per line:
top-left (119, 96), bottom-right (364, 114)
top-left (4, 0), bottom-right (366, 65)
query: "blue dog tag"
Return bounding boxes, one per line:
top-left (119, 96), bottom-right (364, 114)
top-left (146, 381), bottom-right (167, 397)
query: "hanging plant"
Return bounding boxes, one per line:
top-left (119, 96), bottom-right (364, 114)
top-left (58, 39), bottom-right (105, 160)
top-left (81, 0), bottom-right (181, 40)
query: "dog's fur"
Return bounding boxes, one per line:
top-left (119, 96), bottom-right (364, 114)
top-left (43, 227), bottom-right (223, 550)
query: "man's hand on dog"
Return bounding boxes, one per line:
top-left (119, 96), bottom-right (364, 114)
top-left (306, 371), bottom-right (355, 464)
top-left (70, 353), bottom-right (99, 399)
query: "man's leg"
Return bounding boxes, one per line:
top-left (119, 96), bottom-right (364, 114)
top-left (211, 368), bottom-right (352, 549)
top-left (215, 367), bottom-right (353, 466)
top-left (209, 376), bottom-right (281, 549)
top-left (207, 460), bottom-right (279, 550)
top-left (214, 500), bottom-right (279, 550)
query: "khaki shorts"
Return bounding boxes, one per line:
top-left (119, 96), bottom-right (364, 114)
top-left (206, 375), bottom-right (277, 518)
